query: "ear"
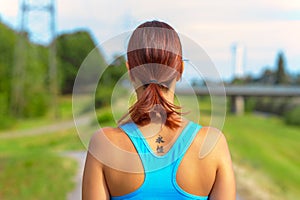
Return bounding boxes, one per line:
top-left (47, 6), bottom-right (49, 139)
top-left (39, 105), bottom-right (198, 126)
top-left (126, 61), bottom-right (134, 81)
top-left (126, 61), bottom-right (130, 70)
top-left (176, 61), bottom-right (184, 81)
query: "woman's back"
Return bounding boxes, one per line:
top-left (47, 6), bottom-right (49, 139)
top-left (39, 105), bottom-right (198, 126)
top-left (85, 120), bottom-right (234, 199)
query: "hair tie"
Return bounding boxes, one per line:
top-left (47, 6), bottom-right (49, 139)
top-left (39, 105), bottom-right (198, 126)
top-left (149, 79), bottom-right (158, 84)
top-left (147, 79), bottom-right (167, 88)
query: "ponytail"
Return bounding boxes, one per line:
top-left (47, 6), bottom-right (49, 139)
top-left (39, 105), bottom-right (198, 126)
top-left (119, 83), bottom-right (182, 129)
top-left (120, 20), bottom-right (184, 129)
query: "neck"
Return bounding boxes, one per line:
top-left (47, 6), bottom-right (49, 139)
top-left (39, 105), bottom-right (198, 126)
top-left (135, 80), bottom-right (177, 103)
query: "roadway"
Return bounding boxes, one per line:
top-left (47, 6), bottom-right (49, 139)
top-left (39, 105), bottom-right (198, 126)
top-left (176, 85), bottom-right (300, 97)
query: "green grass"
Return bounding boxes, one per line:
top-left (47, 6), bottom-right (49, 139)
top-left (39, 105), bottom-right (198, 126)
top-left (0, 95), bottom-right (88, 199)
top-left (0, 128), bottom-right (85, 153)
top-left (223, 114), bottom-right (300, 199)
top-left (0, 127), bottom-right (83, 199)
top-left (0, 152), bottom-right (77, 200)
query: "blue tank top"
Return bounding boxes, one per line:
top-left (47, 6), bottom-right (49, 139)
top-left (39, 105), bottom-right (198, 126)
top-left (111, 121), bottom-right (208, 200)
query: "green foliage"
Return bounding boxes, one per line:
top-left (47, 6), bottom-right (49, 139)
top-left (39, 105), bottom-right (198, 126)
top-left (244, 97), bottom-right (256, 113)
top-left (231, 77), bottom-right (246, 85)
top-left (0, 22), bottom-right (16, 123)
top-left (0, 22), bottom-right (108, 127)
top-left (56, 30), bottom-right (106, 94)
top-left (0, 22), bottom-right (49, 120)
top-left (97, 109), bottom-right (114, 123)
top-left (257, 68), bottom-right (276, 85)
top-left (95, 85), bottom-right (114, 107)
top-left (0, 93), bottom-right (13, 129)
top-left (95, 55), bottom-right (127, 108)
top-left (253, 97), bottom-right (291, 115)
top-left (22, 44), bottom-right (49, 118)
top-left (284, 106), bottom-right (300, 126)
top-left (295, 74), bottom-right (300, 85)
top-left (230, 74), bottom-right (260, 85)
top-left (275, 51), bottom-right (288, 85)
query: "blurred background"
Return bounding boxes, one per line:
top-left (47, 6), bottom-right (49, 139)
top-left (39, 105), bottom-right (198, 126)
top-left (0, 0), bottom-right (299, 200)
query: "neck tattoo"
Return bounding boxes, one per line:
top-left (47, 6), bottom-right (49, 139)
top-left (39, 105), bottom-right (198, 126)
top-left (155, 135), bottom-right (165, 153)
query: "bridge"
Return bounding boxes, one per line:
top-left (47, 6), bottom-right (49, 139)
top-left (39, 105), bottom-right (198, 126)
top-left (176, 85), bottom-right (300, 115)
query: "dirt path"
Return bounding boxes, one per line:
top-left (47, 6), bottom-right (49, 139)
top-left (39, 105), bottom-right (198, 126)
top-left (0, 114), bottom-right (92, 139)
top-left (0, 115), bottom-right (91, 200)
top-left (233, 163), bottom-right (278, 200)
top-left (62, 151), bottom-right (87, 200)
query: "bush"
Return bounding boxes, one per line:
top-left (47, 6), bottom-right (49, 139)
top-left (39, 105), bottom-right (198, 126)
top-left (95, 86), bottom-right (114, 108)
top-left (23, 93), bottom-right (48, 118)
top-left (89, 109), bottom-right (115, 127)
top-left (0, 93), bottom-right (14, 129)
top-left (97, 111), bottom-right (114, 123)
top-left (284, 106), bottom-right (300, 126)
top-left (254, 97), bottom-right (291, 115)
top-left (244, 97), bottom-right (256, 113)
top-left (56, 31), bottom-right (106, 94)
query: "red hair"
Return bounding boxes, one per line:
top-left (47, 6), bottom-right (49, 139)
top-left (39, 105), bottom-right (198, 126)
top-left (119, 20), bottom-right (183, 129)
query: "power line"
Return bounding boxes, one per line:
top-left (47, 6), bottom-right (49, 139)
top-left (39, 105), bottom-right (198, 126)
top-left (11, 0), bottom-right (58, 118)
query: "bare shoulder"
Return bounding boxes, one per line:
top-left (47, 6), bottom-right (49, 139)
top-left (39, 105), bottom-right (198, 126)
top-left (196, 126), bottom-right (230, 159)
top-left (89, 126), bottom-right (121, 143)
top-left (202, 127), bottom-right (236, 199)
top-left (89, 126), bottom-right (136, 154)
top-left (87, 126), bottom-right (142, 173)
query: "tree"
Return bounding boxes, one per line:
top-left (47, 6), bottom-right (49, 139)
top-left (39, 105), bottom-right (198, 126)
top-left (258, 68), bottom-right (275, 85)
top-left (56, 31), bottom-right (106, 94)
top-left (95, 55), bottom-right (128, 107)
top-left (275, 51), bottom-right (288, 85)
top-left (0, 22), bottom-right (16, 124)
top-left (0, 21), bottom-right (49, 120)
top-left (295, 74), bottom-right (300, 85)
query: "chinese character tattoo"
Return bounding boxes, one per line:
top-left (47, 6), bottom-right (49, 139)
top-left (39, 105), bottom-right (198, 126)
top-left (156, 135), bottom-right (165, 153)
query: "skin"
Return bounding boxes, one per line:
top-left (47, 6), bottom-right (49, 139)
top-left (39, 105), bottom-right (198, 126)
top-left (82, 62), bottom-right (236, 200)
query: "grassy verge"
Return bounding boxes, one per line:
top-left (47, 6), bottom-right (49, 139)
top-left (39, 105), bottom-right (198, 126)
top-left (0, 128), bottom-right (85, 153)
top-left (223, 114), bottom-right (300, 199)
top-left (0, 127), bottom-right (83, 199)
top-left (0, 152), bottom-right (77, 200)
top-left (0, 103), bottom-right (85, 200)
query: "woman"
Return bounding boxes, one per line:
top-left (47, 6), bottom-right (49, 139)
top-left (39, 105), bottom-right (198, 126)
top-left (82, 20), bottom-right (236, 200)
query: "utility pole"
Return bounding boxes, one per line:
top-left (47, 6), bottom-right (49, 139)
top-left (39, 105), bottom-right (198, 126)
top-left (11, 0), bottom-right (58, 118)
top-left (11, 0), bottom-right (27, 117)
top-left (231, 43), bottom-right (245, 79)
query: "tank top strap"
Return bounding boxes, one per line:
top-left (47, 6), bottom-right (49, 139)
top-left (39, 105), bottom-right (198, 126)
top-left (120, 121), bottom-right (202, 172)
top-left (169, 121), bottom-right (202, 163)
top-left (119, 122), bottom-right (157, 173)
top-left (119, 122), bottom-right (151, 154)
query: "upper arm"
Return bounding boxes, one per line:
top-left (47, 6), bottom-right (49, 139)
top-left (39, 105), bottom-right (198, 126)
top-left (208, 133), bottom-right (236, 200)
top-left (82, 131), bottom-right (110, 200)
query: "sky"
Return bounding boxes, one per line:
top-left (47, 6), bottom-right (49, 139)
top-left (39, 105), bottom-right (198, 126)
top-left (0, 0), bottom-right (300, 80)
